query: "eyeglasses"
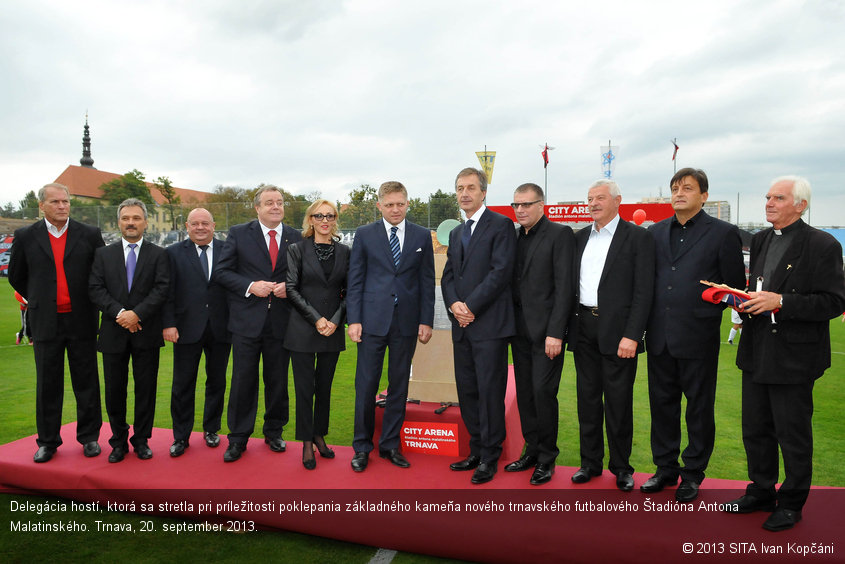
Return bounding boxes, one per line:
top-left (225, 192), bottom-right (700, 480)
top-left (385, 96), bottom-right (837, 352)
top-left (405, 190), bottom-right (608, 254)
top-left (311, 213), bottom-right (337, 222)
top-left (510, 200), bottom-right (542, 209)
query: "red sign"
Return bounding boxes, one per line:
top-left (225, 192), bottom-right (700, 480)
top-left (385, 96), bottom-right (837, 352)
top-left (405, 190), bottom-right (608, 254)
top-left (401, 421), bottom-right (460, 457)
top-left (488, 203), bottom-right (674, 224)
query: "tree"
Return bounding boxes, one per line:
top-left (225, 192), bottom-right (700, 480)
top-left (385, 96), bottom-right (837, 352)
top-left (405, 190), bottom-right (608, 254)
top-left (99, 169), bottom-right (154, 206)
top-left (339, 184), bottom-right (378, 230)
top-left (18, 190), bottom-right (38, 218)
top-left (205, 185), bottom-right (252, 229)
top-left (429, 188), bottom-right (460, 226)
top-left (69, 197), bottom-right (105, 227)
top-left (407, 197), bottom-right (429, 227)
top-left (153, 176), bottom-right (182, 231)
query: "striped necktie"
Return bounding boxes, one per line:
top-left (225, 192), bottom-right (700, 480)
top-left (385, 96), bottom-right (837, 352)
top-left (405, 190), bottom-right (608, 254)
top-left (389, 226), bottom-right (400, 268)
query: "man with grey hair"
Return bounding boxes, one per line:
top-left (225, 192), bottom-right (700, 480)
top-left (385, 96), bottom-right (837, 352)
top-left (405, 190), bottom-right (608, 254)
top-left (724, 176), bottom-right (845, 531)
top-left (214, 185), bottom-right (302, 462)
top-left (568, 180), bottom-right (654, 491)
top-left (9, 183), bottom-right (104, 462)
top-left (89, 198), bottom-right (170, 462)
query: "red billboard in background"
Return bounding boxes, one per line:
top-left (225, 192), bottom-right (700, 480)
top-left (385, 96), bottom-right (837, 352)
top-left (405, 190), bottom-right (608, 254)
top-left (0, 235), bottom-right (13, 277)
top-left (488, 202), bottom-right (674, 225)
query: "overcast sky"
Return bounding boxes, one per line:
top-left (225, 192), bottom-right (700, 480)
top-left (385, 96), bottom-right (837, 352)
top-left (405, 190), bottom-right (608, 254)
top-left (2, 0), bottom-right (844, 226)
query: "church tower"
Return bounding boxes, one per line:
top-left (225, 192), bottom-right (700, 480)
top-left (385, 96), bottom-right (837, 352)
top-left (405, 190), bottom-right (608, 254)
top-left (80, 114), bottom-right (95, 168)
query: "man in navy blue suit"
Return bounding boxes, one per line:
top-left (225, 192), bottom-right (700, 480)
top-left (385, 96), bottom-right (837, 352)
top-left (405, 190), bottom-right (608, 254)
top-left (214, 186), bottom-right (302, 462)
top-left (442, 168), bottom-right (516, 485)
top-left (162, 208), bottom-right (231, 457)
top-left (347, 181), bottom-right (435, 472)
top-left (643, 168), bottom-right (745, 501)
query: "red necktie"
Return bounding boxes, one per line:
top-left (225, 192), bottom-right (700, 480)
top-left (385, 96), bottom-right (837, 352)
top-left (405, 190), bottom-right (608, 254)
top-left (268, 230), bottom-right (278, 270)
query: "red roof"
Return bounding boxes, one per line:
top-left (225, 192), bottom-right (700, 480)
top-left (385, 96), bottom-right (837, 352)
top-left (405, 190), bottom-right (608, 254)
top-left (54, 165), bottom-right (211, 205)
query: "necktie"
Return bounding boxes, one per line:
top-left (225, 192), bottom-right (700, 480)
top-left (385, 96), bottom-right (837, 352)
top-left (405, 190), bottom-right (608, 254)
top-left (126, 243), bottom-right (137, 291)
top-left (268, 230), bottom-right (278, 270)
top-left (389, 226), bottom-right (400, 268)
top-left (199, 244), bottom-right (210, 281)
top-left (461, 219), bottom-right (474, 253)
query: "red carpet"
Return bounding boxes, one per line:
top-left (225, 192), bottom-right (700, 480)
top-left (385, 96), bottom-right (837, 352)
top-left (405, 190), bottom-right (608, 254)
top-left (1, 423), bottom-right (842, 563)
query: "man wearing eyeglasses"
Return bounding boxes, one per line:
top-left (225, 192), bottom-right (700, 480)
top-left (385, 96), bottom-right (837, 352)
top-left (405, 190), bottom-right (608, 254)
top-left (504, 183), bottom-right (574, 485)
top-left (347, 181), bottom-right (435, 472)
top-left (568, 180), bottom-right (654, 491)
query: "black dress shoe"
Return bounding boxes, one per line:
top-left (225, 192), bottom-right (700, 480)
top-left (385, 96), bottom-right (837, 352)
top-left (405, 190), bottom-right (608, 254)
top-left (33, 446), bottom-right (56, 463)
top-left (351, 452), bottom-right (369, 472)
top-left (265, 436), bottom-right (286, 452)
top-left (640, 473), bottom-right (679, 493)
top-left (82, 442), bottom-right (101, 458)
top-left (204, 432), bottom-right (220, 448)
top-left (134, 443), bottom-right (153, 460)
top-left (762, 508), bottom-right (802, 532)
top-left (504, 454), bottom-right (538, 472)
top-left (170, 440), bottom-right (189, 457)
top-left (471, 462), bottom-right (497, 484)
top-left (723, 494), bottom-right (777, 514)
top-left (108, 447), bottom-right (127, 463)
top-left (379, 448), bottom-right (410, 468)
top-left (571, 467), bottom-right (601, 483)
top-left (223, 443), bottom-right (246, 462)
top-left (616, 472), bottom-right (635, 492)
top-left (450, 455), bottom-right (481, 471)
top-left (530, 463), bottom-right (554, 485)
top-left (675, 480), bottom-right (700, 502)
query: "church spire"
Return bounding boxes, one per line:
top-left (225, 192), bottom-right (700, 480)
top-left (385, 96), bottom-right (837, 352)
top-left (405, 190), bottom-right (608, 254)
top-left (80, 113), bottom-right (95, 168)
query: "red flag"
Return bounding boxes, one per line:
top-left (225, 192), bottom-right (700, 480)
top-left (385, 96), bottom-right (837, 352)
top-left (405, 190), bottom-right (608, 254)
top-left (542, 144), bottom-right (549, 168)
top-left (672, 140), bottom-right (679, 161)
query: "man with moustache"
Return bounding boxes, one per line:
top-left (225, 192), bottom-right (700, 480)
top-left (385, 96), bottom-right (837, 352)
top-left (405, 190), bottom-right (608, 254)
top-left (214, 186), bottom-right (302, 462)
top-left (504, 182), bottom-right (574, 485)
top-left (568, 180), bottom-right (654, 491)
top-left (9, 183), bottom-right (104, 463)
top-left (644, 168), bottom-right (745, 501)
top-left (347, 181), bottom-right (435, 472)
top-left (725, 176), bottom-right (845, 531)
top-left (89, 198), bottom-right (170, 462)
top-left (442, 167), bottom-right (516, 485)
top-left (162, 208), bottom-right (231, 457)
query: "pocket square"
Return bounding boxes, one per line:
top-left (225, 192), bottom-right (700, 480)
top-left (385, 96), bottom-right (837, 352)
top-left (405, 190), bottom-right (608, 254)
top-left (415, 248), bottom-right (422, 252)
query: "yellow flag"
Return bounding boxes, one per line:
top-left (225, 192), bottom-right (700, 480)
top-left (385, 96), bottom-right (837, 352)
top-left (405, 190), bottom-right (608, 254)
top-left (475, 151), bottom-right (496, 183)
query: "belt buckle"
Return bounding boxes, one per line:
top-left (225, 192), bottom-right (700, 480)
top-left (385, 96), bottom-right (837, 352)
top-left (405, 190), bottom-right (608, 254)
top-left (588, 306), bottom-right (599, 317)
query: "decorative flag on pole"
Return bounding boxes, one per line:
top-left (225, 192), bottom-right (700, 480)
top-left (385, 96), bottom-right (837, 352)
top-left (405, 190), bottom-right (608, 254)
top-left (475, 150), bottom-right (496, 183)
top-left (542, 144), bottom-right (549, 168)
top-left (600, 140), bottom-right (618, 179)
top-left (672, 139), bottom-right (679, 161)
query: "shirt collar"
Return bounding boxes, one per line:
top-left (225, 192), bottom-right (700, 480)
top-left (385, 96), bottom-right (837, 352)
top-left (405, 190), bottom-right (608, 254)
top-left (465, 204), bottom-right (487, 223)
top-left (44, 218), bottom-right (69, 237)
top-left (382, 218), bottom-right (406, 233)
top-left (773, 218), bottom-right (803, 236)
top-left (259, 221), bottom-right (282, 236)
top-left (672, 209), bottom-right (704, 227)
top-left (122, 238), bottom-right (143, 249)
top-left (592, 213), bottom-right (620, 235)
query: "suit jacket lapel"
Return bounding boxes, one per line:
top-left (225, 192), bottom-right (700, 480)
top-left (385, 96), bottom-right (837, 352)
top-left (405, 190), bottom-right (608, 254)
top-left (184, 240), bottom-right (208, 283)
top-left (672, 212), bottom-right (710, 262)
top-left (599, 220), bottom-right (627, 286)
top-left (64, 219), bottom-right (81, 257)
top-left (250, 221), bottom-right (273, 270)
top-left (129, 239), bottom-right (151, 294)
top-left (520, 219), bottom-right (545, 276)
top-left (34, 220), bottom-right (53, 260)
top-left (770, 223), bottom-right (809, 291)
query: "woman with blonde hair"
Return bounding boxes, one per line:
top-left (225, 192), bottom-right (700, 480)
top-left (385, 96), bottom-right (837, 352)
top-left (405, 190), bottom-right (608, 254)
top-left (285, 199), bottom-right (349, 469)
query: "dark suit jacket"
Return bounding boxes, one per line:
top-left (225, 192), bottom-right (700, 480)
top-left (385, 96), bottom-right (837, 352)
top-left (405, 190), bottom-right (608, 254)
top-left (285, 237), bottom-right (349, 353)
top-left (736, 220), bottom-right (845, 383)
top-left (89, 239), bottom-right (170, 352)
top-left (568, 218), bottom-right (655, 355)
top-left (161, 237), bottom-right (230, 344)
top-left (647, 210), bottom-right (745, 358)
top-left (9, 218), bottom-right (104, 341)
top-left (213, 220), bottom-right (303, 339)
top-left (512, 216), bottom-right (575, 343)
top-left (346, 220), bottom-right (435, 337)
top-left (442, 208), bottom-right (516, 341)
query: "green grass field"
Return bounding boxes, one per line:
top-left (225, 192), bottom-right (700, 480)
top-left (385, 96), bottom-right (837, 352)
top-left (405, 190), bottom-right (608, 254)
top-left (1, 276), bottom-right (843, 562)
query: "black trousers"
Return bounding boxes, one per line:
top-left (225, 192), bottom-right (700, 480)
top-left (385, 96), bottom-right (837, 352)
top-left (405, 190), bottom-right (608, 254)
top-left (353, 308), bottom-right (416, 453)
top-left (573, 311), bottom-right (636, 475)
top-left (742, 371), bottom-right (814, 511)
top-left (170, 323), bottom-right (230, 441)
top-left (291, 351), bottom-right (339, 442)
top-left (510, 332), bottom-right (563, 465)
top-left (32, 313), bottom-right (101, 448)
top-left (102, 344), bottom-right (160, 449)
top-left (453, 335), bottom-right (509, 464)
top-left (647, 347), bottom-right (719, 483)
top-left (227, 316), bottom-right (290, 446)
